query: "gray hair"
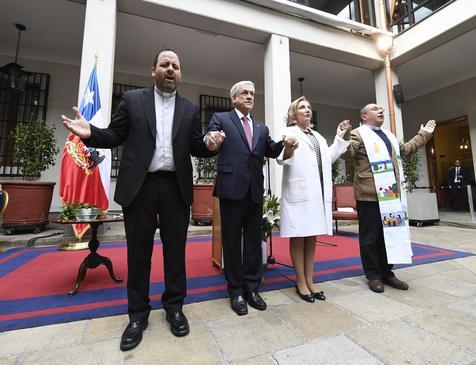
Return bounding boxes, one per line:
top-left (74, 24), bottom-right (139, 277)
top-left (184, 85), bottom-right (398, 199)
top-left (230, 81), bottom-right (255, 100)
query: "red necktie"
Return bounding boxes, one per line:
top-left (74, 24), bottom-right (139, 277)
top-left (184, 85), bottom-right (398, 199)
top-left (242, 116), bottom-right (253, 149)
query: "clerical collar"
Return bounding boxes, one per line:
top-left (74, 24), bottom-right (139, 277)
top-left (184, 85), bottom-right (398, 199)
top-left (154, 86), bottom-right (176, 98)
top-left (366, 124), bottom-right (381, 131)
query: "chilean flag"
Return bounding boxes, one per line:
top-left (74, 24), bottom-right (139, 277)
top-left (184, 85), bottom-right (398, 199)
top-left (59, 61), bottom-right (111, 239)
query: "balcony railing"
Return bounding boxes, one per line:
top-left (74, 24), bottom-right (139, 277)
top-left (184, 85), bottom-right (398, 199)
top-left (286, 0), bottom-right (455, 33)
top-left (287, 0), bottom-right (378, 27)
top-left (389, 0), bottom-right (455, 33)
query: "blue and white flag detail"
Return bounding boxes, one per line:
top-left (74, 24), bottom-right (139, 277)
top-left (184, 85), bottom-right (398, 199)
top-left (79, 64), bottom-right (102, 122)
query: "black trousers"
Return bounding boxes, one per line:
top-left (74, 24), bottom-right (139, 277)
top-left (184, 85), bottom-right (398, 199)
top-left (356, 200), bottom-right (394, 281)
top-left (219, 192), bottom-right (263, 297)
top-left (123, 171), bottom-right (190, 322)
top-left (451, 183), bottom-right (469, 210)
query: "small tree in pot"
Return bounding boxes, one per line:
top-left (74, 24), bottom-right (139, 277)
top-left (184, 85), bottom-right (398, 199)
top-left (1, 120), bottom-right (59, 234)
top-left (401, 153), bottom-right (420, 193)
top-left (192, 156), bottom-right (217, 225)
top-left (11, 120), bottom-right (59, 181)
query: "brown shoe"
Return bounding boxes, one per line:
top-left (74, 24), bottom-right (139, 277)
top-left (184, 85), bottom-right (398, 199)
top-left (383, 276), bottom-right (409, 290)
top-left (368, 279), bottom-right (384, 293)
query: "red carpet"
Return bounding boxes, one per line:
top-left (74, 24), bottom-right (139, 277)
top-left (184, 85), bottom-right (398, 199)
top-left (0, 232), bottom-right (472, 332)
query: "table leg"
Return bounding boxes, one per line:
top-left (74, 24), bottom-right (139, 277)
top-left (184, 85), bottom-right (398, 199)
top-left (68, 257), bottom-right (89, 296)
top-left (99, 255), bottom-right (123, 282)
top-left (68, 221), bottom-right (123, 296)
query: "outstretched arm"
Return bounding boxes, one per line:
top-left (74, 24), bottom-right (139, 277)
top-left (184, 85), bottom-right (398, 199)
top-left (400, 119), bottom-right (436, 156)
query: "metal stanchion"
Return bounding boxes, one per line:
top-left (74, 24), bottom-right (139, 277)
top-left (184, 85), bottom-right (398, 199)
top-left (467, 185), bottom-right (476, 222)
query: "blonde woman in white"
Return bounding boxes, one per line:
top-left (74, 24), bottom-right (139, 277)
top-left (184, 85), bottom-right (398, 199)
top-left (278, 96), bottom-right (351, 302)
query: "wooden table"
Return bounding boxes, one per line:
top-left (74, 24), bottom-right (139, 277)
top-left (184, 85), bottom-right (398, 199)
top-left (52, 215), bottom-right (124, 295)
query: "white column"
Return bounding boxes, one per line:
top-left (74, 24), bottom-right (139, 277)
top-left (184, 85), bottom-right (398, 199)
top-left (374, 67), bottom-right (404, 140)
top-left (264, 34), bottom-right (291, 198)
top-left (373, 0), bottom-right (387, 29)
top-left (78, 0), bottom-right (116, 126)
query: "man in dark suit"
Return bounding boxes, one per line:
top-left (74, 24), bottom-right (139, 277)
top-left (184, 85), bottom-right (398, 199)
top-left (205, 81), bottom-right (297, 315)
top-left (448, 159), bottom-right (470, 210)
top-left (61, 48), bottom-right (215, 350)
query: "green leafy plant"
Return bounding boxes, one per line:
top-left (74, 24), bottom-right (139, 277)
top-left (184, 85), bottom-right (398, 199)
top-left (60, 202), bottom-right (103, 221)
top-left (261, 194), bottom-right (280, 241)
top-left (193, 156), bottom-right (217, 184)
top-left (332, 158), bottom-right (354, 184)
top-left (11, 121), bottom-right (59, 181)
top-left (401, 152), bottom-right (421, 193)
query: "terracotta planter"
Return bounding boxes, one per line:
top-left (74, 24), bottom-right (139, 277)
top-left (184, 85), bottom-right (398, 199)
top-left (192, 183), bottom-right (214, 225)
top-left (0, 180), bottom-right (56, 234)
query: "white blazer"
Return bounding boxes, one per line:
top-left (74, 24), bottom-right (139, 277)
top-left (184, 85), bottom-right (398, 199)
top-left (277, 126), bottom-right (350, 237)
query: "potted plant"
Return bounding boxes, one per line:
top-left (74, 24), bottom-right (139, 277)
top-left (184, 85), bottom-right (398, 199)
top-left (261, 194), bottom-right (280, 265)
top-left (402, 151), bottom-right (439, 226)
top-left (1, 120), bottom-right (59, 234)
top-left (192, 156), bottom-right (217, 225)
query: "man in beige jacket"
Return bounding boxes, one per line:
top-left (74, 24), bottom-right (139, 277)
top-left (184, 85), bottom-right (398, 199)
top-left (342, 103), bottom-right (435, 293)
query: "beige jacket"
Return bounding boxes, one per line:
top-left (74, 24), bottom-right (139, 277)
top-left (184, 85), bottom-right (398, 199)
top-left (341, 127), bottom-right (432, 201)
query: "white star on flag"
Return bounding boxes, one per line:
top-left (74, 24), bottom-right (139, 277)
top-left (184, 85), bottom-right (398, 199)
top-left (84, 87), bottom-right (95, 106)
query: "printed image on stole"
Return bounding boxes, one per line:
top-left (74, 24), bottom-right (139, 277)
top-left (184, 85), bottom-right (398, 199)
top-left (357, 125), bottom-right (412, 264)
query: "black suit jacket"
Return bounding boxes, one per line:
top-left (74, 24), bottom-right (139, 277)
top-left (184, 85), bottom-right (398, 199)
top-left (207, 110), bottom-right (283, 203)
top-left (85, 87), bottom-right (213, 207)
top-left (448, 166), bottom-right (469, 187)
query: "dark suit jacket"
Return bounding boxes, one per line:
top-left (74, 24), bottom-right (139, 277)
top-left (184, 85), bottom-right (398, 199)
top-left (448, 166), bottom-right (469, 187)
top-left (85, 87), bottom-right (213, 207)
top-left (207, 110), bottom-right (283, 203)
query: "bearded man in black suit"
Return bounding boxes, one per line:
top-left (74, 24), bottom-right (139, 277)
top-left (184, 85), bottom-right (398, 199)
top-left (61, 48), bottom-right (216, 350)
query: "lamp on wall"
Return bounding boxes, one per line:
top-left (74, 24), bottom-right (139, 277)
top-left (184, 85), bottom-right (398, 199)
top-left (0, 23), bottom-right (31, 92)
top-left (459, 138), bottom-right (469, 150)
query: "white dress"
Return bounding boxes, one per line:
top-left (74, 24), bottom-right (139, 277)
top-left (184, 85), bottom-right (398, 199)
top-left (277, 126), bottom-right (350, 237)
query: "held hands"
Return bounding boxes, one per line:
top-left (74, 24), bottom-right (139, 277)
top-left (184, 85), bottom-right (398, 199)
top-left (336, 119), bottom-right (352, 139)
top-left (283, 135), bottom-right (299, 150)
top-left (61, 107), bottom-right (91, 139)
top-left (204, 130), bottom-right (226, 151)
top-left (421, 119), bottom-right (436, 134)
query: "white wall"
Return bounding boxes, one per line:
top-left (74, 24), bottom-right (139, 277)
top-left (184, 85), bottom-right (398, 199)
top-left (401, 77), bottom-right (476, 186)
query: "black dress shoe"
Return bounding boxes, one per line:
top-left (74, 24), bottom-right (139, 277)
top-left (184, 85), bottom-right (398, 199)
top-left (383, 276), bottom-right (409, 290)
top-left (230, 295), bottom-right (248, 315)
top-left (165, 311), bottom-right (190, 337)
top-left (120, 320), bottom-right (148, 351)
top-left (368, 279), bottom-right (385, 293)
top-left (246, 292), bottom-right (267, 310)
top-left (295, 286), bottom-right (315, 303)
top-left (311, 290), bottom-right (326, 301)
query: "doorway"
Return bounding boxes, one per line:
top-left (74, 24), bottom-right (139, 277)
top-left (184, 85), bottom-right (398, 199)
top-left (426, 116), bottom-right (474, 209)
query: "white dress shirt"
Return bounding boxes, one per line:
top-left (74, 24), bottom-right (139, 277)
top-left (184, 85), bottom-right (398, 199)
top-left (149, 86), bottom-right (176, 172)
top-left (454, 166), bottom-right (460, 183)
